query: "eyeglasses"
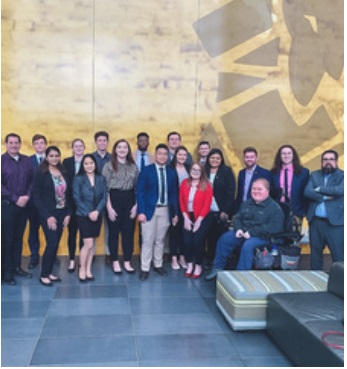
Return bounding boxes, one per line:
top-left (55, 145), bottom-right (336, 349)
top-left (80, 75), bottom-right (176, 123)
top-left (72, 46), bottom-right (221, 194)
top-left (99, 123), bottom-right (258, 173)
top-left (322, 158), bottom-right (336, 162)
top-left (191, 168), bottom-right (201, 173)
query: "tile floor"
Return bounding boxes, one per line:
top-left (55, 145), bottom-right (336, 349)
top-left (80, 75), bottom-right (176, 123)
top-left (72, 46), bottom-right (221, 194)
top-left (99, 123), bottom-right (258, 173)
top-left (2, 254), bottom-right (330, 367)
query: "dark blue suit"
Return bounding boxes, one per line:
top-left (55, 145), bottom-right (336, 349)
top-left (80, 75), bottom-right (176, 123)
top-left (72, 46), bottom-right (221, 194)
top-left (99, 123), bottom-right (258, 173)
top-left (235, 165), bottom-right (271, 213)
top-left (27, 155), bottom-right (43, 262)
top-left (271, 167), bottom-right (309, 217)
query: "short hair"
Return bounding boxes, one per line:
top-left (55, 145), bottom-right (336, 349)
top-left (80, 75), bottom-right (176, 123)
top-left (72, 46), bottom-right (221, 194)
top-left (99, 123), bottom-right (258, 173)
top-left (199, 141), bottom-right (210, 148)
top-left (243, 146), bottom-right (258, 156)
top-left (167, 131), bottom-right (181, 141)
top-left (32, 134), bottom-right (47, 144)
top-left (321, 149), bottom-right (338, 161)
top-left (5, 133), bottom-right (21, 143)
top-left (94, 131), bottom-right (109, 141)
top-left (71, 138), bottom-right (85, 148)
top-left (137, 132), bottom-right (149, 140)
top-left (155, 143), bottom-right (169, 152)
top-left (252, 178), bottom-right (270, 191)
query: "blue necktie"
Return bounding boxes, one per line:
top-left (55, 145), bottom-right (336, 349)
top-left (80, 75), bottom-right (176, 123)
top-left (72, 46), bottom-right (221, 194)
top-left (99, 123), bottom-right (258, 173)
top-left (141, 153), bottom-right (145, 171)
top-left (159, 167), bottom-right (165, 204)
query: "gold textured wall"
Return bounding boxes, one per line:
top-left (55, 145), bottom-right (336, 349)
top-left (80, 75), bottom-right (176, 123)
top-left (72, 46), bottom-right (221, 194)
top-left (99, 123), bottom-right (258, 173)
top-left (2, 0), bottom-right (343, 256)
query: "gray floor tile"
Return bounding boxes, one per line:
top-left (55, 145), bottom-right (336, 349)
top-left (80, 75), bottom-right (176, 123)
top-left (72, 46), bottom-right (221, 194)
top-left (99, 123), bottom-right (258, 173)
top-left (203, 297), bottom-right (235, 333)
top-left (31, 336), bottom-right (136, 365)
top-left (133, 313), bottom-right (223, 335)
top-left (192, 278), bottom-right (217, 297)
top-left (1, 285), bottom-right (56, 301)
top-left (242, 356), bottom-right (293, 367)
top-left (136, 334), bottom-right (239, 360)
top-left (41, 315), bottom-right (132, 337)
top-left (1, 300), bottom-right (51, 319)
top-left (130, 296), bottom-right (209, 314)
top-left (139, 358), bottom-right (245, 367)
top-left (2, 338), bottom-right (38, 367)
top-left (48, 298), bottom-right (130, 316)
top-left (2, 318), bottom-right (45, 339)
top-left (54, 284), bottom-right (127, 299)
top-left (33, 361), bottom-right (139, 367)
top-left (128, 281), bottom-right (200, 297)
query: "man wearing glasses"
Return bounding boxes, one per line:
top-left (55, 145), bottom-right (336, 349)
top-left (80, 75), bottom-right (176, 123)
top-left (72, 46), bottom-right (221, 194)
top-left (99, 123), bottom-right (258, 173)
top-left (304, 150), bottom-right (344, 270)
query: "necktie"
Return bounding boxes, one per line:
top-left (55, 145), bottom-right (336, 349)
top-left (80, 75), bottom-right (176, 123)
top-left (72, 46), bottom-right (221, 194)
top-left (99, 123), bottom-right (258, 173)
top-left (284, 168), bottom-right (289, 201)
top-left (141, 153), bottom-right (145, 171)
top-left (159, 167), bottom-right (165, 204)
top-left (38, 156), bottom-right (43, 163)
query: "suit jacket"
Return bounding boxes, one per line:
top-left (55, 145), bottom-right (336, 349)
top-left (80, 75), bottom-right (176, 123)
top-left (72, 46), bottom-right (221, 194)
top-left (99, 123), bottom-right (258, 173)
top-left (304, 169), bottom-right (344, 226)
top-left (33, 169), bottom-right (72, 221)
top-left (28, 155), bottom-right (42, 207)
top-left (271, 167), bottom-right (309, 217)
top-left (179, 179), bottom-right (213, 219)
top-left (206, 165), bottom-right (235, 217)
top-left (62, 156), bottom-right (78, 184)
top-left (72, 174), bottom-right (107, 216)
top-left (235, 165), bottom-right (271, 213)
top-left (137, 163), bottom-right (179, 221)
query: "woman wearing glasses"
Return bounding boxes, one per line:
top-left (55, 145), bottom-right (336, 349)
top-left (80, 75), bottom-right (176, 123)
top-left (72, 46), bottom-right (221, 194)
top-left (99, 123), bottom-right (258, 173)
top-left (179, 162), bottom-right (212, 278)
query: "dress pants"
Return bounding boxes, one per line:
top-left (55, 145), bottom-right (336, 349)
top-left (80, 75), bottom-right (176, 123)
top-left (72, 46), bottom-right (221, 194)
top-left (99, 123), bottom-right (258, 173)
top-left (107, 189), bottom-right (136, 262)
top-left (27, 205), bottom-right (41, 262)
top-left (141, 206), bottom-right (170, 271)
top-left (67, 212), bottom-right (83, 260)
top-left (213, 230), bottom-right (269, 270)
top-left (1, 201), bottom-right (27, 280)
top-left (206, 212), bottom-right (229, 263)
top-left (183, 212), bottom-right (212, 265)
top-left (40, 209), bottom-right (67, 278)
top-left (309, 217), bottom-right (344, 270)
top-left (169, 212), bottom-right (184, 257)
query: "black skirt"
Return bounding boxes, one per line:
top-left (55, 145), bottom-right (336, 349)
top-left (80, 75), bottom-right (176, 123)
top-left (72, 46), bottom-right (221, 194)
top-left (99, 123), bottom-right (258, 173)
top-left (76, 215), bottom-right (102, 239)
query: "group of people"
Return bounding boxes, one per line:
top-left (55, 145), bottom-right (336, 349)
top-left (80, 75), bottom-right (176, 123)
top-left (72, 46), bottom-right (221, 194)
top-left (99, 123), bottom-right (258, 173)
top-left (1, 130), bottom-right (344, 286)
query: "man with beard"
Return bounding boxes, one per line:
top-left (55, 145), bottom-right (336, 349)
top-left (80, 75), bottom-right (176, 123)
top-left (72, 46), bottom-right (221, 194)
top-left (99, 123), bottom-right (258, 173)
top-left (234, 146), bottom-right (271, 214)
top-left (304, 150), bottom-right (344, 270)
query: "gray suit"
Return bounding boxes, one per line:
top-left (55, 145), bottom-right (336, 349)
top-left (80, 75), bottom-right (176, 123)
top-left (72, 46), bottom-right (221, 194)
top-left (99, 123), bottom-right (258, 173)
top-left (304, 169), bottom-right (344, 269)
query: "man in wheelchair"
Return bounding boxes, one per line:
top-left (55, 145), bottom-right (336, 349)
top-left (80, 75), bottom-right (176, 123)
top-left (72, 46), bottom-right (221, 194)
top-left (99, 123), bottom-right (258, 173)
top-left (205, 178), bottom-right (284, 280)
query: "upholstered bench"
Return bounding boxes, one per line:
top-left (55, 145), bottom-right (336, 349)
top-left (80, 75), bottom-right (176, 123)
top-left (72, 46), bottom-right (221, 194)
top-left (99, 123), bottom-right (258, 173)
top-left (216, 270), bottom-right (328, 331)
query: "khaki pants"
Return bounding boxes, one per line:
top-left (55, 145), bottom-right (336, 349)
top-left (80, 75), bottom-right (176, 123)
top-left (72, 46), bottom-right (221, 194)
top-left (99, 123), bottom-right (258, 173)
top-left (140, 207), bottom-right (170, 271)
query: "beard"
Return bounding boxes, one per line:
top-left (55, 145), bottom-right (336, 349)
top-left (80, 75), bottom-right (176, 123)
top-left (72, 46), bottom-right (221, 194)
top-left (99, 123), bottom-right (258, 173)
top-left (322, 166), bottom-right (336, 175)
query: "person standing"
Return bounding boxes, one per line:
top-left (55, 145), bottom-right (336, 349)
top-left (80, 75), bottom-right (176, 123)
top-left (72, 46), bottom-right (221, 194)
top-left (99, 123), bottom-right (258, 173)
top-left (91, 131), bottom-right (112, 265)
top-left (2, 133), bottom-right (33, 285)
top-left (73, 154), bottom-right (107, 282)
top-left (180, 162), bottom-right (212, 278)
top-left (63, 138), bottom-right (85, 272)
top-left (102, 139), bottom-right (138, 274)
top-left (33, 146), bottom-right (72, 286)
top-left (137, 143), bottom-right (179, 281)
top-left (27, 134), bottom-right (47, 269)
top-left (197, 141), bottom-right (210, 165)
top-left (234, 146), bottom-right (271, 214)
top-left (132, 132), bottom-right (154, 172)
top-left (204, 148), bottom-right (236, 267)
top-left (304, 150), bottom-right (344, 270)
top-left (166, 131), bottom-right (193, 166)
top-left (270, 144), bottom-right (309, 232)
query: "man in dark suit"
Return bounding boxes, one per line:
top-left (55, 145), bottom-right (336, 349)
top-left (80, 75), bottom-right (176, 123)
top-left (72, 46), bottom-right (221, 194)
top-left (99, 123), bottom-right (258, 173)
top-left (62, 138), bottom-right (85, 272)
top-left (27, 134), bottom-right (47, 269)
top-left (137, 143), bottom-right (179, 280)
top-left (234, 146), bottom-right (271, 214)
top-left (304, 150), bottom-right (344, 270)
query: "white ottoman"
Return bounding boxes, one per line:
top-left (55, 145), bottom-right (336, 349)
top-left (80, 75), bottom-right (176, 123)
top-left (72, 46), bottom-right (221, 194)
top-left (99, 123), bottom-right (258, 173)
top-left (216, 270), bottom-right (328, 331)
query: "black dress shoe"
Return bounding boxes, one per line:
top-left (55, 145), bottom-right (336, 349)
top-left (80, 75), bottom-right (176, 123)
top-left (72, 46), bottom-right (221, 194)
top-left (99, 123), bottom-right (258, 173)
top-left (3, 278), bottom-right (16, 286)
top-left (28, 260), bottom-right (39, 269)
top-left (39, 278), bottom-right (53, 287)
top-left (87, 276), bottom-right (95, 281)
top-left (68, 267), bottom-right (75, 273)
top-left (79, 277), bottom-right (87, 283)
top-left (14, 268), bottom-right (32, 278)
top-left (139, 271), bottom-right (149, 281)
top-left (153, 267), bottom-right (167, 276)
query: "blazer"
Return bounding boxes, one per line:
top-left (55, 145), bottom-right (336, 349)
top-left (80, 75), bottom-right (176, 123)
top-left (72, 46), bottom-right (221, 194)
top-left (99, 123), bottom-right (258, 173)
top-left (271, 167), bottom-right (309, 217)
top-left (179, 179), bottom-right (213, 220)
top-left (73, 174), bottom-right (107, 217)
top-left (304, 169), bottom-right (344, 226)
top-left (28, 155), bottom-right (42, 207)
top-left (206, 165), bottom-right (235, 217)
top-left (32, 169), bottom-right (72, 221)
top-left (235, 165), bottom-right (271, 213)
top-left (137, 163), bottom-right (179, 221)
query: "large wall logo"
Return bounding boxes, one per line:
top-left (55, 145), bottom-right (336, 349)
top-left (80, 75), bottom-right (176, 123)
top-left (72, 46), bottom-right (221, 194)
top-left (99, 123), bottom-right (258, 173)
top-left (193, 0), bottom-right (343, 171)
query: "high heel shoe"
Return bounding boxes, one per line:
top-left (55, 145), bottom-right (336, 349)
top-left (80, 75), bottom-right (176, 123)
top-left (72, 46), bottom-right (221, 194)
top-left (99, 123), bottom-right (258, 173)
top-left (185, 263), bottom-right (193, 278)
top-left (86, 275), bottom-right (95, 281)
top-left (192, 265), bottom-right (203, 279)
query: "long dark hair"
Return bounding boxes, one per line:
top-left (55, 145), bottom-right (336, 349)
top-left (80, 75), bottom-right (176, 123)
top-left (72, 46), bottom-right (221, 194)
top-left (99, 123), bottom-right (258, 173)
top-left (77, 154), bottom-right (100, 176)
top-left (111, 139), bottom-right (135, 171)
top-left (170, 145), bottom-right (190, 171)
top-left (39, 146), bottom-right (64, 173)
top-left (204, 148), bottom-right (225, 176)
top-left (271, 144), bottom-right (303, 175)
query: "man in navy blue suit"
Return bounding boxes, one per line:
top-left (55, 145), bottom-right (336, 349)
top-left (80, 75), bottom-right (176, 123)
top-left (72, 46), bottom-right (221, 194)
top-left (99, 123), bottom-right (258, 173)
top-left (137, 143), bottom-right (179, 280)
top-left (234, 147), bottom-right (271, 214)
top-left (27, 134), bottom-right (47, 269)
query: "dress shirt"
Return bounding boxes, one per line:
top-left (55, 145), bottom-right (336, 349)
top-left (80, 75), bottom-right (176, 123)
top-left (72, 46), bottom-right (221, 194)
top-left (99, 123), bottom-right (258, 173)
top-left (135, 150), bottom-right (150, 171)
top-left (92, 151), bottom-right (112, 173)
top-left (243, 166), bottom-right (256, 202)
top-left (35, 153), bottom-right (45, 164)
top-left (209, 172), bottom-right (220, 211)
top-left (314, 174), bottom-right (330, 218)
top-left (279, 164), bottom-right (293, 201)
top-left (1, 152), bottom-right (33, 203)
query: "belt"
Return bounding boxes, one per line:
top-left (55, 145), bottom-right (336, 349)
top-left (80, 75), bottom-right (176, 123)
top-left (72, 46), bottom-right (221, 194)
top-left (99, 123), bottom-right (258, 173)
top-left (156, 204), bottom-right (168, 208)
